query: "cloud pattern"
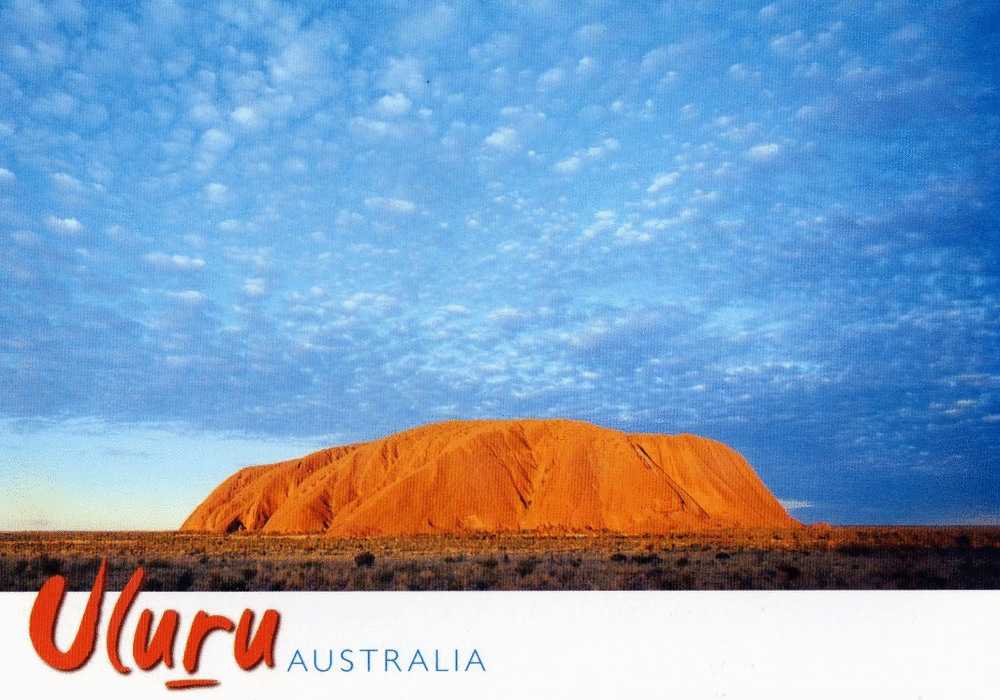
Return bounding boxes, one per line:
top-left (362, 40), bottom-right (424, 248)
top-left (1, 1), bottom-right (998, 524)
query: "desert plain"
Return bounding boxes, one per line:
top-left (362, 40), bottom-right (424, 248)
top-left (7, 420), bottom-right (995, 591)
top-left (3, 526), bottom-right (1000, 591)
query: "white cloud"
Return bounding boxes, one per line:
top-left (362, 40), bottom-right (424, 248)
top-left (0, 167), bottom-right (15, 182)
top-left (554, 156), bottom-right (582, 174)
top-left (690, 190), bottom-right (719, 204)
top-left (365, 197), bottom-right (416, 215)
top-left (342, 292), bottom-right (397, 314)
top-left (400, 3), bottom-right (457, 45)
top-left (484, 126), bottom-right (520, 151)
top-left (728, 63), bottom-right (755, 80)
top-left (196, 128), bottom-right (234, 171)
top-left (217, 219), bottom-right (242, 232)
top-left (580, 213), bottom-right (617, 241)
top-left (231, 105), bottom-right (264, 129)
top-left (575, 23), bottom-right (607, 44)
top-left (487, 306), bottom-right (526, 324)
top-left (469, 33), bottom-right (518, 66)
top-left (143, 252), bottom-right (206, 271)
top-left (285, 157), bottom-right (307, 173)
top-left (267, 28), bottom-right (341, 84)
top-left (51, 172), bottom-right (84, 192)
top-left (45, 215), bottom-right (83, 234)
top-left (586, 138), bottom-right (619, 158)
top-left (377, 56), bottom-right (426, 96)
top-left (795, 104), bottom-right (821, 121)
top-left (554, 138), bottom-right (619, 175)
top-left (890, 24), bottom-right (924, 44)
top-left (613, 223), bottom-right (652, 245)
top-left (640, 46), bottom-right (668, 73)
top-left (203, 182), bottom-right (228, 203)
top-left (778, 499), bottom-right (813, 511)
top-left (721, 122), bottom-right (761, 142)
top-left (200, 128), bottom-right (233, 151)
top-left (536, 67), bottom-right (565, 91)
top-left (746, 142), bottom-right (782, 162)
top-left (643, 209), bottom-right (697, 229)
top-left (794, 62), bottom-right (825, 80)
top-left (349, 116), bottom-right (402, 139)
top-left (770, 30), bottom-right (808, 55)
top-left (647, 171), bottom-right (680, 193)
top-left (35, 92), bottom-right (76, 118)
top-left (335, 210), bottom-right (364, 228)
top-left (376, 92), bottom-right (412, 117)
top-left (166, 290), bottom-right (206, 304)
top-left (243, 278), bottom-right (267, 297)
top-left (190, 102), bottom-right (220, 124)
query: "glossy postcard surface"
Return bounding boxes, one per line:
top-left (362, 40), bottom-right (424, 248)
top-left (1, 1), bottom-right (997, 696)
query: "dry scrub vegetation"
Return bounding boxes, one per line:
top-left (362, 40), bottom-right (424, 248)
top-left (2, 527), bottom-right (999, 591)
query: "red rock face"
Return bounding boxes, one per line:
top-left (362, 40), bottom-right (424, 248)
top-left (181, 419), bottom-right (797, 535)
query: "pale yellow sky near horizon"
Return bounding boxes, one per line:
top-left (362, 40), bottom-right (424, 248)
top-left (0, 421), bottom-right (336, 530)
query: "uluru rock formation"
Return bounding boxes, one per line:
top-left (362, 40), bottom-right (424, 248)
top-left (181, 419), bottom-right (797, 535)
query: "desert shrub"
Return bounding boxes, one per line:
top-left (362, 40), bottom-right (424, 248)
top-left (777, 562), bottom-right (801, 580)
top-left (715, 552), bottom-right (731, 560)
top-left (631, 553), bottom-right (660, 565)
top-left (837, 544), bottom-right (875, 557)
top-left (609, 553), bottom-right (627, 562)
top-left (479, 557), bottom-right (498, 569)
top-left (209, 572), bottom-right (247, 591)
top-left (39, 555), bottom-right (62, 576)
top-left (516, 557), bottom-right (540, 577)
top-left (176, 569), bottom-right (195, 591)
top-left (676, 557), bottom-right (690, 567)
top-left (354, 551), bottom-right (376, 567)
top-left (10, 564), bottom-right (35, 586)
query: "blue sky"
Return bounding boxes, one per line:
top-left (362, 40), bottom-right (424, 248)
top-left (1, 0), bottom-right (998, 528)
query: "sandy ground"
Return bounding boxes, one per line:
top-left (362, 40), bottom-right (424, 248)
top-left (2, 527), bottom-right (999, 590)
